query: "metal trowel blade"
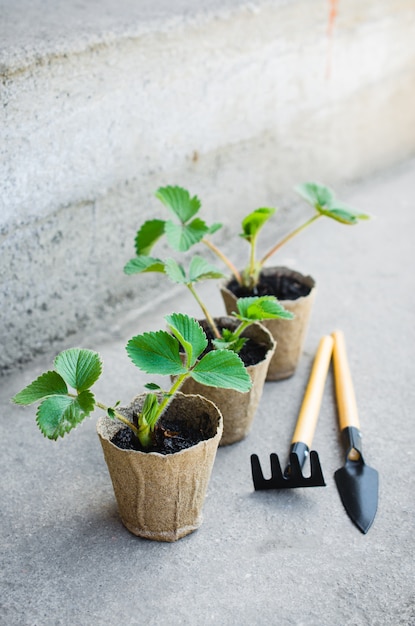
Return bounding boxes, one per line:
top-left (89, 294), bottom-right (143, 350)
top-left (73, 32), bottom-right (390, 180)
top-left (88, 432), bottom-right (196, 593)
top-left (334, 462), bottom-right (379, 534)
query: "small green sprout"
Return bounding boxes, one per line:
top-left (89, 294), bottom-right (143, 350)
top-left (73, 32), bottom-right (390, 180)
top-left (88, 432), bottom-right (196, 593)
top-left (11, 314), bottom-right (251, 448)
top-left (212, 296), bottom-right (293, 353)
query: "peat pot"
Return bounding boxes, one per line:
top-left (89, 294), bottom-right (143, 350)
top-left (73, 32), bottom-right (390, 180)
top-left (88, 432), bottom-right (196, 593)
top-left (220, 267), bottom-right (316, 381)
top-left (180, 317), bottom-right (276, 446)
top-left (97, 393), bottom-right (223, 542)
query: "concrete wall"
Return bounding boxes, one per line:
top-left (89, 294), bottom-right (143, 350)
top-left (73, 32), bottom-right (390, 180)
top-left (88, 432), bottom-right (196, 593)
top-left (1, 0), bottom-right (415, 373)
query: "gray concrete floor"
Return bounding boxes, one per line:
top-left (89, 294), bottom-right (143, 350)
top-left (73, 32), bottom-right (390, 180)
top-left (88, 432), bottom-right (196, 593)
top-left (1, 159), bottom-right (415, 625)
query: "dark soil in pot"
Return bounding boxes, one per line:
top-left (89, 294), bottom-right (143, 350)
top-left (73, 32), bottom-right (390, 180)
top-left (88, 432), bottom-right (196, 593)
top-left (227, 270), bottom-right (312, 300)
top-left (196, 318), bottom-right (268, 367)
top-left (111, 410), bottom-right (215, 454)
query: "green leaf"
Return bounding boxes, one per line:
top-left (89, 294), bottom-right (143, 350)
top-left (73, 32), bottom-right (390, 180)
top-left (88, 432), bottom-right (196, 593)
top-left (155, 186), bottom-right (201, 223)
top-left (124, 256), bottom-right (166, 275)
top-left (135, 219), bottom-right (166, 255)
top-left (144, 383), bottom-right (162, 391)
top-left (212, 330), bottom-right (247, 354)
top-left (296, 183), bottom-right (370, 223)
top-left (12, 371), bottom-right (68, 405)
top-left (296, 182), bottom-right (335, 210)
top-left (207, 222), bottom-right (222, 235)
top-left (141, 393), bottom-right (160, 429)
top-left (36, 390), bottom-right (95, 440)
top-left (126, 331), bottom-right (187, 376)
top-left (54, 349), bottom-right (102, 392)
top-left (165, 313), bottom-right (208, 367)
top-left (240, 208), bottom-right (276, 242)
top-left (164, 258), bottom-right (187, 284)
top-left (142, 393), bottom-right (159, 430)
top-left (188, 255), bottom-right (226, 283)
top-left (164, 217), bottom-right (209, 251)
top-left (107, 400), bottom-right (121, 418)
top-left (320, 205), bottom-right (371, 225)
top-left (235, 296), bottom-right (294, 321)
top-left (191, 350), bottom-right (252, 392)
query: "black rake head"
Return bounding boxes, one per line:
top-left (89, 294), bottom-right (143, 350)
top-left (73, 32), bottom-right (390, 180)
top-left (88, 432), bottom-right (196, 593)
top-left (251, 451), bottom-right (326, 490)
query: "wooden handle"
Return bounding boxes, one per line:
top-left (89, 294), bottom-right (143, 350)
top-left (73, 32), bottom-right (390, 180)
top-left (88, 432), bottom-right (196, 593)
top-left (332, 330), bottom-right (360, 431)
top-left (292, 335), bottom-right (334, 448)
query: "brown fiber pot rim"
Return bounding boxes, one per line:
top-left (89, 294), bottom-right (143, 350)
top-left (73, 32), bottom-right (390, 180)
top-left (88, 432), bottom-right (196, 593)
top-left (96, 392), bottom-right (223, 456)
top-left (221, 266), bottom-right (316, 304)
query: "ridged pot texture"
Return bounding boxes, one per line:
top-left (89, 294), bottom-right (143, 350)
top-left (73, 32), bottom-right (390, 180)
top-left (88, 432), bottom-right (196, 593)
top-left (97, 392), bottom-right (223, 542)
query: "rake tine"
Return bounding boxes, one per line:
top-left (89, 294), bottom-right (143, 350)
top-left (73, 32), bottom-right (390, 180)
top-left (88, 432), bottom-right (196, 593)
top-left (309, 450), bottom-right (326, 486)
top-left (286, 451), bottom-right (304, 481)
top-left (286, 451), bottom-right (326, 488)
top-left (250, 453), bottom-right (266, 490)
top-left (270, 453), bottom-right (284, 482)
top-left (252, 450), bottom-right (326, 490)
top-left (251, 453), bottom-right (284, 490)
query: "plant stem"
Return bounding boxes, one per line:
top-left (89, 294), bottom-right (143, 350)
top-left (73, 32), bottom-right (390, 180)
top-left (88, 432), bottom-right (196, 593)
top-left (202, 238), bottom-right (243, 285)
top-left (136, 425), bottom-right (152, 448)
top-left (155, 372), bottom-right (188, 420)
top-left (232, 320), bottom-right (250, 339)
top-left (249, 236), bottom-right (257, 279)
top-left (187, 283), bottom-right (222, 339)
top-left (94, 400), bottom-right (140, 437)
top-left (245, 234), bottom-right (259, 288)
top-left (259, 214), bottom-right (321, 266)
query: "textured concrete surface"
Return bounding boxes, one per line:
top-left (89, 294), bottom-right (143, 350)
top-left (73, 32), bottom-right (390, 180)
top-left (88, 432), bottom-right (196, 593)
top-left (1, 159), bottom-right (414, 625)
top-left (2, 0), bottom-right (415, 372)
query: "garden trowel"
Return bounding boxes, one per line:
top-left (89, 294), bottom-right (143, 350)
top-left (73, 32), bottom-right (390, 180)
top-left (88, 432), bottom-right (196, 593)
top-left (332, 330), bottom-right (379, 534)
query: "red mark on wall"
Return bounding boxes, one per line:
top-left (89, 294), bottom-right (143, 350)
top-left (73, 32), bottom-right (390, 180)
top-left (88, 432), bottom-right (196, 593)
top-left (326, 0), bottom-right (339, 79)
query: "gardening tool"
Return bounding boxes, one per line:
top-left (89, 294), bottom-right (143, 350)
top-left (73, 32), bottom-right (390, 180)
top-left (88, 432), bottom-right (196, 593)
top-left (332, 330), bottom-right (378, 534)
top-left (251, 335), bottom-right (333, 490)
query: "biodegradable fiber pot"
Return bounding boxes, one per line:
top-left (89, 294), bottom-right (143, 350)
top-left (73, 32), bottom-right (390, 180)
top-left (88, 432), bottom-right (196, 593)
top-left (97, 393), bottom-right (223, 542)
top-left (220, 267), bottom-right (316, 381)
top-left (180, 317), bottom-right (276, 446)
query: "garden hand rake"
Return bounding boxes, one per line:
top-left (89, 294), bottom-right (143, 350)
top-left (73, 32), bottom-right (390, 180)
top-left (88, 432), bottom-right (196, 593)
top-left (251, 335), bottom-right (333, 490)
